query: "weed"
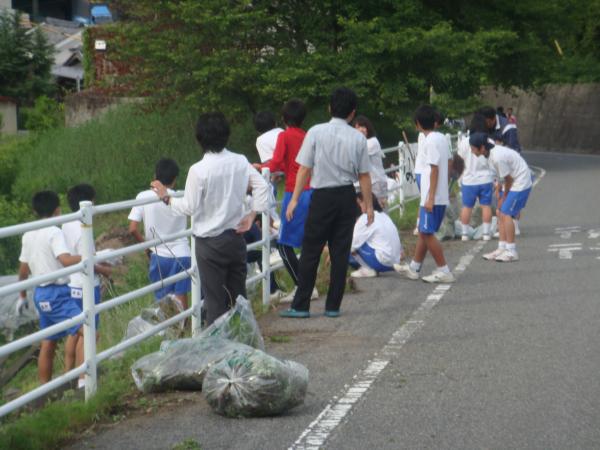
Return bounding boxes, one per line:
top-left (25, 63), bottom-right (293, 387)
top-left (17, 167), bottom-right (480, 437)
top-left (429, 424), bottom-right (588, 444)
top-left (172, 438), bottom-right (202, 450)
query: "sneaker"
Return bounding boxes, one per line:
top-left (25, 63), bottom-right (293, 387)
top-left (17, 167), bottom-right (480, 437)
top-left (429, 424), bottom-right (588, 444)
top-left (280, 287), bottom-right (297, 303)
top-left (269, 289), bottom-right (286, 303)
top-left (461, 234), bottom-right (470, 242)
top-left (482, 234), bottom-right (491, 241)
top-left (493, 231), bottom-right (500, 238)
top-left (483, 248), bottom-right (504, 260)
top-left (422, 270), bottom-right (456, 283)
top-left (495, 249), bottom-right (519, 262)
top-left (394, 263), bottom-right (419, 280)
top-left (311, 287), bottom-right (319, 300)
top-left (279, 308), bottom-right (310, 318)
top-left (350, 267), bottom-right (377, 278)
top-left (324, 310), bottom-right (340, 318)
top-left (269, 252), bottom-right (283, 266)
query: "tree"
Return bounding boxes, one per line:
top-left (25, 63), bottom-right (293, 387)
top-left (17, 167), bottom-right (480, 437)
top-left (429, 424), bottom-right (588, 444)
top-left (0, 9), bottom-right (55, 104)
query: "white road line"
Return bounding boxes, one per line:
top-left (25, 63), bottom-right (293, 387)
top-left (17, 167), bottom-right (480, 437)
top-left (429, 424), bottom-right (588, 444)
top-left (289, 241), bottom-right (486, 450)
top-left (555, 226), bottom-right (581, 231)
top-left (548, 243), bottom-right (583, 248)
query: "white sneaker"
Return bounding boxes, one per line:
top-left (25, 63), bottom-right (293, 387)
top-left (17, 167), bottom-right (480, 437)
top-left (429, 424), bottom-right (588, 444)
top-left (482, 234), bottom-right (491, 241)
top-left (280, 287), bottom-right (297, 303)
top-left (269, 251), bottom-right (283, 266)
top-left (422, 270), bottom-right (456, 283)
top-left (311, 287), bottom-right (319, 300)
top-left (461, 234), bottom-right (470, 242)
top-left (493, 231), bottom-right (500, 238)
top-left (495, 249), bottom-right (519, 262)
top-left (394, 263), bottom-right (420, 280)
top-left (269, 289), bottom-right (287, 303)
top-left (483, 248), bottom-right (504, 260)
top-left (350, 267), bottom-right (377, 278)
top-left (513, 219), bottom-right (521, 236)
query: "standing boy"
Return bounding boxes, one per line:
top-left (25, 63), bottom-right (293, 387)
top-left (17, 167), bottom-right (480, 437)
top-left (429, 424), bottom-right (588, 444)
top-left (151, 112), bottom-right (269, 325)
top-left (395, 105), bottom-right (455, 283)
top-left (281, 87), bottom-right (373, 318)
top-left (254, 111), bottom-right (284, 164)
top-left (469, 132), bottom-right (532, 262)
top-left (18, 191), bottom-right (83, 384)
top-left (129, 158), bottom-right (191, 308)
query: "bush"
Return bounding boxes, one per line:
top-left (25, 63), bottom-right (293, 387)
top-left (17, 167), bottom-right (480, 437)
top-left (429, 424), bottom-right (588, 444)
top-left (21, 96), bottom-right (64, 132)
top-left (0, 198), bottom-right (33, 275)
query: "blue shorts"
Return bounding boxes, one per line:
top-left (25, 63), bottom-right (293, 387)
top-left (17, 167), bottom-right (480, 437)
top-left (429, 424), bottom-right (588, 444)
top-left (149, 254), bottom-right (192, 300)
top-left (461, 183), bottom-right (493, 208)
top-left (279, 189), bottom-right (313, 248)
top-left (71, 285), bottom-right (101, 329)
top-left (415, 174), bottom-right (421, 192)
top-left (418, 205), bottom-right (447, 234)
top-left (500, 188), bottom-right (531, 218)
top-left (34, 284), bottom-right (82, 341)
top-left (349, 243), bottom-right (393, 273)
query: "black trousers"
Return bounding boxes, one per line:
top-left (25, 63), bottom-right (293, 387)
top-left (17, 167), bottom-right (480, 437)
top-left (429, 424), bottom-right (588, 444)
top-left (291, 185), bottom-right (357, 312)
top-left (195, 230), bottom-right (247, 325)
top-left (277, 243), bottom-right (300, 286)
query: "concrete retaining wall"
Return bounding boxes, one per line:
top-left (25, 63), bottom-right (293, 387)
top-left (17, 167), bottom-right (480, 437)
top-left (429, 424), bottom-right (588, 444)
top-left (64, 93), bottom-right (141, 127)
top-left (481, 84), bottom-right (600, 154)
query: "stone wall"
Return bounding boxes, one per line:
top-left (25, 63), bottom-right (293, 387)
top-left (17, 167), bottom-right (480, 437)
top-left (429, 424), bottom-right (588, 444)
top-left (481, 84), bottom-right (600, 154)
top-left (0, 101), bottom-right (17, 135)
top-left (64, 93), bottom-right (141, 127)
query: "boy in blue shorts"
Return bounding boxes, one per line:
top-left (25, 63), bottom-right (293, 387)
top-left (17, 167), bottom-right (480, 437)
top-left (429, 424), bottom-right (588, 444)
top-left (470, 132), bottom-right (532, 262)
top-left (129, 158), bottom-right (192, 308)
top-left (18, 191), bottom-right (83, 384)
top-left (62, 184), bottom-right (112, 356)
top-left (395, 105), bottom-right (455, 283)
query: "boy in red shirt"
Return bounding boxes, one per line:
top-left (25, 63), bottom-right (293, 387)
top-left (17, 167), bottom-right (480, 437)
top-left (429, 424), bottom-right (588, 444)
top-left (255, 99), bottom-right (316, 301)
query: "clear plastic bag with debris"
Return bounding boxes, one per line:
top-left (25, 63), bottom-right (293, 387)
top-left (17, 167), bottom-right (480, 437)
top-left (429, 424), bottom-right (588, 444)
top-left (196, 295), bottom-right (264, 350)
top-left (202, 348), bottom-right (309, 417)
top-left (0, 286), bottom-right (38, 341)
top-left (124, 294), bottom-right (185, 341)
top-left (131, 336), bottom-right (255, 393)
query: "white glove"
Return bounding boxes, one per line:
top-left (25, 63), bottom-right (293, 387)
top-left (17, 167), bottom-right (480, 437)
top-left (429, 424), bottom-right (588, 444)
top-left (15, 296), bottom-right (28, 316)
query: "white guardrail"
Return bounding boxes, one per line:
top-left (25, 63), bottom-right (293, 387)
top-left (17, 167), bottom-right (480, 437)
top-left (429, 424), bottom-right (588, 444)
top-left (0, 135), bottom-right (461, 418)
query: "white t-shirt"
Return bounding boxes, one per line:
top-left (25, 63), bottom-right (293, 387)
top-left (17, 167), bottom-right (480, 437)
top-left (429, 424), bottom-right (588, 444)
top-left (457, 136), bottom-right (494, 186)
top-left (128, 189), bottom-right (191, 258)
top-left (256, 127), bottom-right (284, 163)
top-left (420, 131), bottom-right (450, 206)
top-left (488, 144), bottom-right (532, 192)
top-left (62, 220), bottom-right (100, 288)
top-left (19, 226), bottom-right (71, 286)
top-left (352, 211), bottom-right (401, 266)
top-left (414, 132), bottom-right (427, 175)
top-left (367, 137), bottom-right (387, 185)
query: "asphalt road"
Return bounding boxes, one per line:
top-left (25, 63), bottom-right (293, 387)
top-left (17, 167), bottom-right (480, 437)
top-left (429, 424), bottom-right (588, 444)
top-left (71, 151), bottom-right (600, 450)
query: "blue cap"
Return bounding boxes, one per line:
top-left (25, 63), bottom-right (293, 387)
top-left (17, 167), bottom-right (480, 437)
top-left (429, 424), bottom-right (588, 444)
top-left (469, 132), bottom-right (491, 148)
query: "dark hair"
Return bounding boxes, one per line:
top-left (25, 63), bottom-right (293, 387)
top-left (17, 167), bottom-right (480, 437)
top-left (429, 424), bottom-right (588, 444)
top-left (434, 110), bottom-right (444, 125)
top-left (253, 111), bottom-right (277, 133)
top-left (496, 106), bottom-right (506, 118)
top-left (469, 113), bottom-right (488, 134)
top-left (356, 192), bottom-right (383, 213)
top-left (155, 158), bottom-right (179, 186)
top-left (469, 131), bottom-right (494, 150)
top-left (353, 115), bottom-right (376, 138)
top-left (32, 191), bottom-right (60, 218)
top-left (195, 112), bottom-right (230, 152)
top-left (413, 104), bottom-right (436, 130)
top-left (330, 87), bottom-right (357, 119)
top-left (282, 99), bottom-right (306, 127)
top-left (67, 184), bottom-right (96, 212)
top-left (477, 106), bottom-right (496, 119)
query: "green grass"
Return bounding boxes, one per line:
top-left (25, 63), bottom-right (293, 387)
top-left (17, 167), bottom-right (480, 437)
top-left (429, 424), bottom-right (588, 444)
top-left (172, 439), bottom-right (202, 450)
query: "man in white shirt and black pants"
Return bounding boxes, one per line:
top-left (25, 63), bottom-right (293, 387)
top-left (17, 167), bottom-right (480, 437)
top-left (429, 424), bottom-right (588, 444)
top-left (152, 112), bottom-right (270, 325)
top-left (282, 87), bottom-right (374, 318)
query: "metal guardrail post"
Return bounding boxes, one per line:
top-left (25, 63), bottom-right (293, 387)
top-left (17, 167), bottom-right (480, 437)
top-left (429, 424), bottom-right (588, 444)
top-left (79, 200), bottom-right (97, 400)
top-left (398, 143), bottom-right (406, 215)
top-left (190, 217), bottom-right (202, 336)
top-left (261, 168), bottom-right (272, 306)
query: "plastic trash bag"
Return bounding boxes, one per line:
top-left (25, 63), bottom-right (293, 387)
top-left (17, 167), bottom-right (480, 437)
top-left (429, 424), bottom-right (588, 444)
top-left (0, 276), bottom-right (37, 341)
top-left (124, 294), bottom-right (185, 341)
top-left (197, 295), bottom-right (264, 351)
top-left (202, 348), bottom-right (309, 417)
top-left (131, 337), bottom-right (254, 393)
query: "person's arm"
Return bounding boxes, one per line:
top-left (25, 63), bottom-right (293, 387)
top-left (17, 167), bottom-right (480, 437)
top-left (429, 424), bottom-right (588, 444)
top-left (351, 216), bottom-right (372, 250)
top-left (425, 164), bottom-right (439, 213)
top-left (237, 165), bottom-right (270, 233)
top-left (94, 263), bottom-right (112, 277)
top-left (57, 253), bottom-right (81, 267)
top-left (16, 262), bottom-right (30, 313)
top-left (358, 172), bottom-right (374, 225)
top-left (503, 175), bottom-right (514, 200)
top-left (128, 220), bottom-right (144, 244)
top-left (286, 165), bottom-right (311, 221)
top-left (151, 167), bottom-right (199, 217)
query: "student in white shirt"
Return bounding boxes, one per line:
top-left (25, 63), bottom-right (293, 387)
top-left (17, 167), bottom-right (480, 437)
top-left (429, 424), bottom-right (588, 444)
top-left (349, 193), bottom-right (402, 278)
top-left (470, 132), bottom-right (532, 262)
top-left (18, 191), bottom-right (82, 385)
top-left (151, 112), bottom-right (270, 325)
top-left (395, 105), bottom-right (455, 283)
top-left (129, 159), bottom-right (192, 308)
top-left (63, 184), bottom-right (112, 352)
top-left (353, 115), bottom-right (388, 207)
top-left (254, 111), bottom-right (284, 164)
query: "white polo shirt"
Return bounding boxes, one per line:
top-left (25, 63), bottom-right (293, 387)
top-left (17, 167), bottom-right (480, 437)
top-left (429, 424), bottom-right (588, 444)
top-left (351, 211), bottom-right (401, 266)
top-left (367, 137), bottom-right (387, 186)
top-left (256, 128), bottom-right (284, 163)
top-left (128, 189), bottom-right (191, 258)
top-left (419, 131), bottom-right (450, 206)
top-left (457, 136), bottom-right (494, 186)
top-left (19, 227), bottom-right (71, 286)
top-left (488, 144), bottom-right (532, 192)
top-left (414, 132), bottom-right (427, 175)
top-left (62, 220), bottom-right (100, 288)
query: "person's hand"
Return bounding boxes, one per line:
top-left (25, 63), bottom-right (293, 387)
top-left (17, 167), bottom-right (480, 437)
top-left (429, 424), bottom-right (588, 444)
top-left (366, 206), bottom-right (375, 226)
top-left (235, 212), bottom-right (256, 234)
top-left (150, 180), bottom-right (167, 199)
top-left (252, 163), bottom-right (262, 171)
top-left (15, 296), bottom-right (28, 316)
top-left (286, 198), bottom-right (298, 221)
top-left (424, 197), bottom-right (434, 213)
